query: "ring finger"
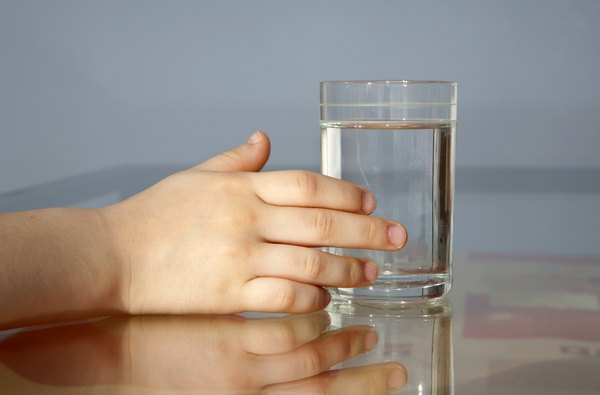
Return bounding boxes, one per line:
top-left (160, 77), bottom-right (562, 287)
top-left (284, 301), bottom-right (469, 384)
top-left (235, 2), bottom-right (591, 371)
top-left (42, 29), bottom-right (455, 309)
top-left (253, 244), bottom-right (378, 287)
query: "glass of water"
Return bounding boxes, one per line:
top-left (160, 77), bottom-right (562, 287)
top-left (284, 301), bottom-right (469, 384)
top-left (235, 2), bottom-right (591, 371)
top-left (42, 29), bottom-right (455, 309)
top-left (320, 80), bottom-right (457, 303)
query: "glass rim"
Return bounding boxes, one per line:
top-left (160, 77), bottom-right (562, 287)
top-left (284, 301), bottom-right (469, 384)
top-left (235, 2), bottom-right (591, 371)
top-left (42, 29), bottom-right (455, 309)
top-left (320, 80), bottom-right (456, 85)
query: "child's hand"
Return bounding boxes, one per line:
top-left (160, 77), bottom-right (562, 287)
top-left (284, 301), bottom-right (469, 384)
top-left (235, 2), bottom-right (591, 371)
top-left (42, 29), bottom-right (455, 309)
top-left (102, 131), bottom-right (407, 314)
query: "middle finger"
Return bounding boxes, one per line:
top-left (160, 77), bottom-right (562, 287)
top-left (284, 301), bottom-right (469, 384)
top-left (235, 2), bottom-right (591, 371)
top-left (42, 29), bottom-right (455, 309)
top-left (251, 170), bottom-right (376, 214)
top-left (260, 206), bottom-right (407, 250)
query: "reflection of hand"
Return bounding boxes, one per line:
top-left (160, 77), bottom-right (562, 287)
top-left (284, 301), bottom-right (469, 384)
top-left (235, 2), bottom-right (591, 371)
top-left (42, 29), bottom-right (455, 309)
top-left (0, 313), bottom-right (406, 394)
top-left (103, 131), bottom-right (407, 315)
top-left (265, 364), bottom-right (407, 394)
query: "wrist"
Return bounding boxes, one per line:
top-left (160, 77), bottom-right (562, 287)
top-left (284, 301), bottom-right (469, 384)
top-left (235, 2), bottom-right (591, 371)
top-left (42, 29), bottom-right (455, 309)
top-left (0, 207), bottom-right (130, 329)
top-left (94, 206), bottom-right (132, 315)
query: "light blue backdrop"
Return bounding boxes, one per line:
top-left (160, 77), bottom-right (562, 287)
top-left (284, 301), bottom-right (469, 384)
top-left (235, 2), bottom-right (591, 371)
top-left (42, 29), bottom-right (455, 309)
top-left (2, 0), bottom-right (599, 193)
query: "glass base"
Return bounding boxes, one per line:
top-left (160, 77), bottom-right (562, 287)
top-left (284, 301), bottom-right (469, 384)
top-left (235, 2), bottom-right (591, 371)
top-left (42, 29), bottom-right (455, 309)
top-left (329, 275), bottom-right (451, 310)
top-left (327, 294), bottom-right (452, 317)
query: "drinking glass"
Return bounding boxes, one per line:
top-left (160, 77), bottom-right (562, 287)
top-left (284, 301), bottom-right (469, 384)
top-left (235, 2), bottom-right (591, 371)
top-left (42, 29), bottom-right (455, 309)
top-left (321, 80), bottom-right (457, 302)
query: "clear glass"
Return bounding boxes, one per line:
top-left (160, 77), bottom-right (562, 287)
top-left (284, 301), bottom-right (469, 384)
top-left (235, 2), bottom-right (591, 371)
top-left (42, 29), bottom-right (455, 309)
top-left (327, 298), bottom-right (454, 395)
top-left (321, 80), bottom-right (457, 303)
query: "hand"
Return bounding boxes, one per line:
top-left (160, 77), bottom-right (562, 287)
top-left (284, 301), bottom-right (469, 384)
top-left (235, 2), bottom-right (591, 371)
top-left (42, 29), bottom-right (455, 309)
top-left (102, 131), bottom-right (408, 314)
top-left (0, 313), bottom-right (407, 394)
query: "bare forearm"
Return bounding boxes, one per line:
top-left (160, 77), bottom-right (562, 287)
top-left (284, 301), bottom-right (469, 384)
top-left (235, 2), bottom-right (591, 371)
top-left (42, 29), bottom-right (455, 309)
top-left (0, 208), bottom-right (127, 330)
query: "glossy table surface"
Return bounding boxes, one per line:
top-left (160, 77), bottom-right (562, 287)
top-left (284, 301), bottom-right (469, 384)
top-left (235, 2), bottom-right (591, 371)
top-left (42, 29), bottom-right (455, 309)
top-left (1, 166), bottom-right (599, 394)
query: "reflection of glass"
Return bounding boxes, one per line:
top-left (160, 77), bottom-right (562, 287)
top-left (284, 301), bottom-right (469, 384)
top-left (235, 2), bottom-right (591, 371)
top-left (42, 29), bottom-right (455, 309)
top-left (321, 80), bottom-right (457, 302)
top-left (0, 313), bottom-right (407, 394)
top-left (328, 298), bottom-right (454, 394)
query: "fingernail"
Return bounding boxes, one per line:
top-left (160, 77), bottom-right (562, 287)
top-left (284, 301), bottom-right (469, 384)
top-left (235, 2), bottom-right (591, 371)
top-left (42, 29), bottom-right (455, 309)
top-left (388, 224), bottom-right (407, 248)
top-left (361, 190), bottom-right (376, 214)
top-left (364, 261), bottom-right (378, 282)
top-left (247, 130), bottom-right (262, 144)
top-left (388, 367), bottom-right (407, 391)
top-left (363, 329), bottom-right (378, 351)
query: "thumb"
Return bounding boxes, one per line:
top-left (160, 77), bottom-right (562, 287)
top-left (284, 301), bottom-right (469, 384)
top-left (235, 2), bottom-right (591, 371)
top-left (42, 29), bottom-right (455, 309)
top-left (195, 131), bottom-right (271, 172)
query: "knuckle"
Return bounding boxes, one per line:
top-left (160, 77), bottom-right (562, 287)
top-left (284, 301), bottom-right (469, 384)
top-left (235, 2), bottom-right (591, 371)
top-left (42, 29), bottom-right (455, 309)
top-left (365, 219), bottom-right (380, 245)
top-left (272, 326), bottom-right (297, 348)
top-left (218, 200), bottom-right (259, 230)
top-left (313, 210), bottom-right (334, 240)
top-left (234, 209), bottom-right (259, 227)
top-left (295, 171), bottom-right (319, 199)
top-left (223, 242), bottom-right (254, 262)
top-left (274, 284), bottom-right (297, 311)
top-left (304, 252), bottom-right (326, 280)
top-left (220, 173), bottom-right (250, 194)
top-left (302, 348), bottom-right (325, 375)
top-left (365, 375), bottom-right (383, 395)
top-left (220, 149), bottom-right (243, 164)
top-left (346, 259), bottom-right (363, 284)
top-left (338, 334), bottom-right (355, 356)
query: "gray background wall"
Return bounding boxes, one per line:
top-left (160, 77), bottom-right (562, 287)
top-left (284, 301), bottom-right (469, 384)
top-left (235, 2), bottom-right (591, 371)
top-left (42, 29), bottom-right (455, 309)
top-left (1, 0), bottom-right (599, 194)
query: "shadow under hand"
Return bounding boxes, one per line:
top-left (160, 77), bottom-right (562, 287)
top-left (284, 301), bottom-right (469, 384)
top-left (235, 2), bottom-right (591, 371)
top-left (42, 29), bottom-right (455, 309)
top-left (0, 313), bottom-right (406, 394)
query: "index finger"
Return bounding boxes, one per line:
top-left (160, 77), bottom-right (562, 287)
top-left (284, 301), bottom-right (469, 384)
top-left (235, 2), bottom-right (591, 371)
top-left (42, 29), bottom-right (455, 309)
top-left (250, 170), bottom-right (376, 214)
